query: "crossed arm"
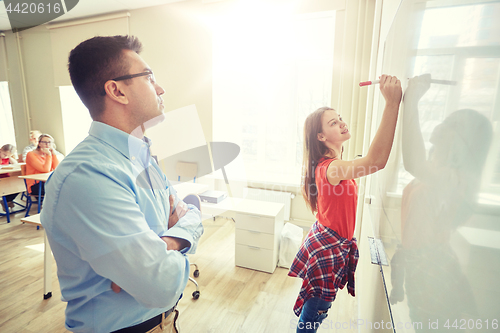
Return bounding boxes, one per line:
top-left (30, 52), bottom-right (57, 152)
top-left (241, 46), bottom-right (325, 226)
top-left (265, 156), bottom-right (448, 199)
top-left (111, 193), bottom-right (190, 293)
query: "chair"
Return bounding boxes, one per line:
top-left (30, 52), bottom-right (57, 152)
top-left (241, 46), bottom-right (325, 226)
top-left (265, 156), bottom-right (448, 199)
top-left (183, 194), bottom-right (202, 300)
top-left (176, 162), bottom-right (197, 183)
top-left (20, 164), bottom-right (44, 217)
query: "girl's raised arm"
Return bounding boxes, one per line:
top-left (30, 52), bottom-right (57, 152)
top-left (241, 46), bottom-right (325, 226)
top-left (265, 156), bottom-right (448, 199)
top-left (326, 74), bottom-right (402, 185)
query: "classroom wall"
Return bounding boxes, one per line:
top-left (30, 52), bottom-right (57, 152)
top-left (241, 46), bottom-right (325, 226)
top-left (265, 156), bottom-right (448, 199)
top-left (3, 0), bottom-right (352, 225)
top-left (2, 31), bottom-right (31, 153)
top-left (129, 1), bottom-right (213, 143)
top-left (4, 1), bottom-right (212, 155)
top-left (3, 28), bottom-right (67, 155)
top-left (1, 0), bottom-right (420, 329)
top-left (18, 26), bottom-right (65, 152)
top-left (2, 0), bottom-right (412, 266)
top-left (1, 0), bottom-right (393, 241)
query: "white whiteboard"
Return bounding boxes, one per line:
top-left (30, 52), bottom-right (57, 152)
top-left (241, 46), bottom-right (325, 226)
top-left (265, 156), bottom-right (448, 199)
top-left (368, 1), bottom-right (500, 331)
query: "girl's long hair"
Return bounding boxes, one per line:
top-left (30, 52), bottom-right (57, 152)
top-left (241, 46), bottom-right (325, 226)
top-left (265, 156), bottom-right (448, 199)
top-left (302, 107), bottom-right (334, 213)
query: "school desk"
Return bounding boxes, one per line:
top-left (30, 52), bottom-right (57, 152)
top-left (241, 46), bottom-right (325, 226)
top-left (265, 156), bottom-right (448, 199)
top-left (0, 166), bottom-right (28, 223)
top-left (18, 172), bottom-right (52, 214)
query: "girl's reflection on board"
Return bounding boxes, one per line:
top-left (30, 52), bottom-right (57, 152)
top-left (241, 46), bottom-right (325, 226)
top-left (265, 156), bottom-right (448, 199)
top-left (390, 74), bottom-right (493, 329)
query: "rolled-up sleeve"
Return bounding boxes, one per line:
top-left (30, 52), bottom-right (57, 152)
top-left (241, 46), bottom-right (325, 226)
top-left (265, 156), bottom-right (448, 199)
top-left (161, 182), bottom-right (204, 254)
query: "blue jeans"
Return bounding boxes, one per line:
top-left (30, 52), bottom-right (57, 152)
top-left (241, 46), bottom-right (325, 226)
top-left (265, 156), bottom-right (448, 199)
top-left (297, 297), bottom-right (332, 333)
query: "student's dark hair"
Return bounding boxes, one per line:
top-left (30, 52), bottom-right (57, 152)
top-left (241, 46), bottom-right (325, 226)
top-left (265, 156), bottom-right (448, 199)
top-left (302, 106), bottom-right (335, 213)
top-left (68, 35), bottom-right (143, 119)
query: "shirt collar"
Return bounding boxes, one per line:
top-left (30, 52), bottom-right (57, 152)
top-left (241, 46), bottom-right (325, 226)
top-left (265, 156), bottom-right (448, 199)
top-left (88, 121), bottom-right (151, 162)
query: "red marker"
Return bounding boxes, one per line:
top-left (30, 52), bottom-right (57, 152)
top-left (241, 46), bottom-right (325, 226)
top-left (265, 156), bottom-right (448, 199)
top-left (359, 80), bottom-right (380, 87)
top-left (360, 78), bottom-right (456, 87)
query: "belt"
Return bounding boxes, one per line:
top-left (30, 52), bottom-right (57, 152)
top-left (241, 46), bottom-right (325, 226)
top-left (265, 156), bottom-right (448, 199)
top-left (111, 307), bottom-right (175, 333)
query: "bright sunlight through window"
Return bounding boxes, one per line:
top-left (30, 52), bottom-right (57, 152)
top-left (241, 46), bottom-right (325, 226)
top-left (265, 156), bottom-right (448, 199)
top-left (210, 1), bottom-right (335, 185)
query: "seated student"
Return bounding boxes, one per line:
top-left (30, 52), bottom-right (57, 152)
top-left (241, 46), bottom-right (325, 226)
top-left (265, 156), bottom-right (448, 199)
top-left (21, 130), bottom-right (42, 162)
top-left (22, 130), bottom-right (65, 162)
top-left (25, 134), bottom-right (59, 196)
top-left (1, 144), bottom-right (20, 212)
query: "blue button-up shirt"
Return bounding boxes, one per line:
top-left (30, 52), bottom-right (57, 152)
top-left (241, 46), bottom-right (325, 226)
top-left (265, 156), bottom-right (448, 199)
top-left (41, 121), bottom-right (203, 333)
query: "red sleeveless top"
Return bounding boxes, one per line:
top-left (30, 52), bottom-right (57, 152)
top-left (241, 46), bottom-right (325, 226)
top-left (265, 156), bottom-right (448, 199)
top-left (315, 158), bottom-right (358, 240)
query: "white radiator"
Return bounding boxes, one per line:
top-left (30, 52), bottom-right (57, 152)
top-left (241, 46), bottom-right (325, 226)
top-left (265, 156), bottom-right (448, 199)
top-left (243, 187), bottom-right (292, 221)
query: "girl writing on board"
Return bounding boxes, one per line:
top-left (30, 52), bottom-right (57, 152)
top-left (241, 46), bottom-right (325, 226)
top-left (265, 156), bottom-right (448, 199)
top-left (288, 74), bottom-right (402, 333)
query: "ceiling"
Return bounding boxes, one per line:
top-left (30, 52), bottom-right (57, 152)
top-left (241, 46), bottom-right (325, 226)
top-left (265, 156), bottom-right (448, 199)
top-left (0, 0), bottom-right (186, 32)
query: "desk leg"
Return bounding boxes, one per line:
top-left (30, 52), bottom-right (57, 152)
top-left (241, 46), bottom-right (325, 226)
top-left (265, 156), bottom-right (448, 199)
top-left (37, 182), bottom-right (42, 214)
top-left (2, 196), bottom-right (10, 223)
top-left (43, 231), bottom-right (52, 299)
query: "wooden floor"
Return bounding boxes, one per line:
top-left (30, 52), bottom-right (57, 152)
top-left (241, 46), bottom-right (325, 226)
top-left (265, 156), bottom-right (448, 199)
top-left (0, 206), bottom-right (357, 333)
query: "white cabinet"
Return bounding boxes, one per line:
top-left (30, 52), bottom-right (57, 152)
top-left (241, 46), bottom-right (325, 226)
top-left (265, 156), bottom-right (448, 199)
top-left (201, 197), bottom-right (285, 273)
top-left (234, 205), bottom-right (284, 274)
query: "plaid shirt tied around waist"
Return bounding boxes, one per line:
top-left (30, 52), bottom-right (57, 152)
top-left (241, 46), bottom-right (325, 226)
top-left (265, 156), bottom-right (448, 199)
top-left (288, 221), bottom-right (359, 316)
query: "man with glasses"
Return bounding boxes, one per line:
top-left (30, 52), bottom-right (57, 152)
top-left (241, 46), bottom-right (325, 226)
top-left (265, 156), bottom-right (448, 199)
top-left (40, 36), bottom-right (203, 333)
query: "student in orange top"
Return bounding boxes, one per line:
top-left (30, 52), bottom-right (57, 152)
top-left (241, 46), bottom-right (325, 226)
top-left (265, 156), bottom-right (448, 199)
top-left (289, 74), bottom-right (402, 333)
top-left (25, 134), bottom-right (59, 196)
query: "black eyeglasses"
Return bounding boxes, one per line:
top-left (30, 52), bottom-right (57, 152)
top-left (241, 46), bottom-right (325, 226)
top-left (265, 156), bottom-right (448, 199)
top-left (101, 70), bottom-right (156, 95)
top-left (112, 70), bottom-right (155, 83)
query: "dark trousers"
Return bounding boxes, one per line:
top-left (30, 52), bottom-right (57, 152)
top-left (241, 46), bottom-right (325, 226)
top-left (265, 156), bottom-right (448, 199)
top-left (30, 182), bottom-right (45, 196)
top-left (3, 193), bottom-right (18, 202)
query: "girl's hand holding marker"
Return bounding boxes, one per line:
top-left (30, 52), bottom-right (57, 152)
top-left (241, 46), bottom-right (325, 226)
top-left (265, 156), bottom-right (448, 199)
top-left (359, 76), bottom-right (456, 87)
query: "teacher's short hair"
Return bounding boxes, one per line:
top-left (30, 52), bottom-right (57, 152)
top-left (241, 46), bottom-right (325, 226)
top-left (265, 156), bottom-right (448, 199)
top-left (68, 35), bottom-right (143, 120)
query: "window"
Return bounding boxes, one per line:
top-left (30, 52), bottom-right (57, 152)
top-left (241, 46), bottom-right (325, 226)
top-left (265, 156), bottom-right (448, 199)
top-left (0, 82), bottom-right (16, 149)
top-left (59, 86), bottom-right (92, 154)
top-left (211, 7), bottom-right (336, 185)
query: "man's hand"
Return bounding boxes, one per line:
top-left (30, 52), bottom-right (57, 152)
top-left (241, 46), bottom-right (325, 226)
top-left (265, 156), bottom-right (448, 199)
top-left (168, 195), bottom-right (188, 229)
top-left (111, 281), bottom-right (121, 293)
top-left (160, 236), bottom-right (190, 251)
